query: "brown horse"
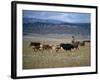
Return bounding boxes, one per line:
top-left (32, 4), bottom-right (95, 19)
top-left (72, 41), bottom-right (80, 50)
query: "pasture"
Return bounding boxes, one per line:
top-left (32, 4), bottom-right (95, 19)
top-left (23, 36), bottom-right (90, 69)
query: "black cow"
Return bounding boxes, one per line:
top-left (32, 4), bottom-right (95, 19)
top-left (60, 43), bottom-right (74, 51)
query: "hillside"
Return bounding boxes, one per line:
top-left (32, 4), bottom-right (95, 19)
top-left (23, 18), bottom-right (90, 37)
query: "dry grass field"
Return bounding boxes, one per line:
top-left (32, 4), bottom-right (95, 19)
top-left (23, 36), bottom-right (91, 69)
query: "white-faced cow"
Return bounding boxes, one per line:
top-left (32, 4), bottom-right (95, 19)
top-left (40, 44), bottom-right (53, 51)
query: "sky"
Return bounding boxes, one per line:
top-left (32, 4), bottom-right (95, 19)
top-left (23, 10), bottom-right (91, 23)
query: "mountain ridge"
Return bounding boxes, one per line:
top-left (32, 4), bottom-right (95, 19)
top-left (23, 17), bottom-right (90, 24)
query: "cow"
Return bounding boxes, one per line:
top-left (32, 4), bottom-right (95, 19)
top-left (29, 42), bottom-right (41, 52)
top-left (40, 44), bottom-right (53, 51)
top-left (29, 42), bottom-right (41, 47)
top-left (83, 40), bottom-right (90, 43)
top-left (60, 43), bottom-right (74, 51)
top-left (79, 41), bottom-right (85, 46)
top-left (54, 45), bottom-right (62, 52)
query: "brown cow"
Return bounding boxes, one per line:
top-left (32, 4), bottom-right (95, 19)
top-left (79, 41), bottom-right (85, 46)
top-left (29, 42), bottom-right (41, 52)
top-left (29, 42), bottom-right (41, 47)
top-left (40, 44), bottom-right (53, 50)
top-left (83, 40), bottom-right (90, 43)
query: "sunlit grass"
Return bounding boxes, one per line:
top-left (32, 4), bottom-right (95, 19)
top-left (23, 40), bottom-right (90, 69)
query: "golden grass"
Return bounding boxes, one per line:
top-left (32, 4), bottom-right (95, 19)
top-left (23, 39), bottom-right (90, 69)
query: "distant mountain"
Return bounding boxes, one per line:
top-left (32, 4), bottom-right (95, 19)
top-left (23, 18), bottom-right (91, 36)
top-left (23, 17), bottom-right (67, 24)
top-left (23, 17), bottom-right (90, 26)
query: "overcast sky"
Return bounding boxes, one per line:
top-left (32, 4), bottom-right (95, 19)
top-left (23, 10), bottom-right (91, 23)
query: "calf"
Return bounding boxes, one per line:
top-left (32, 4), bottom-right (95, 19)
top-left (55, 45), bottom-right (62, 52)
top-left (72, 41), bottom-right (79, 49)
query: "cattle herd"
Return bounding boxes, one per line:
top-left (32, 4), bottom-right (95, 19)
top-left (29, 40), bottom-right (90, 52)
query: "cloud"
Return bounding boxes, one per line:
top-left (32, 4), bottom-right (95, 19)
top-left (23, 10), bottom-right (90, 23)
